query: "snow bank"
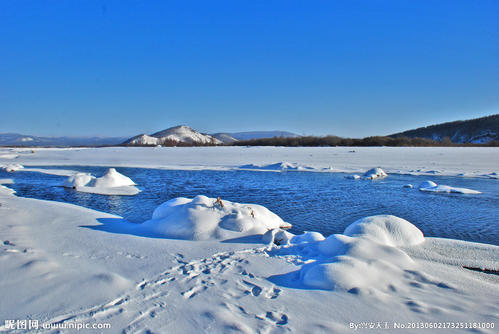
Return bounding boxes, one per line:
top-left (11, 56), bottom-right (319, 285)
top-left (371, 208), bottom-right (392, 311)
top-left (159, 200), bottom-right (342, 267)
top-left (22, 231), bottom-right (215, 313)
top-left (418, 180), bottom-right (481, 194)
top-left (239, 162), bottom-right (314, 171)
top-left (139, 195), bottom-right (292, 240)
top-left (63, 173), bottom-right (95, 188)
top-left (363, 167), bottom-right (387, 179)
top-left (90, 168), bottom-right (136, 188)
top-left (0, 178), bottom-right (14, 185)
top-left (343, 215), bottom-right (424, 247)
top-left (420, 185), bottom-right (482, 194)
top-left (295, 215), bottom-right (425, 292)
top-left (262, 229), bottom-right (294, 245)
top-left (0, 153), bottom-right (19, 159)
top-left (1, 164), bottom-right (24, 172)
top-left (62, 168), bottom-right (140, 196)
top-left (291, 231), bottom-right (325, 244)
top-left (418, 180), bottom-right (437, 189)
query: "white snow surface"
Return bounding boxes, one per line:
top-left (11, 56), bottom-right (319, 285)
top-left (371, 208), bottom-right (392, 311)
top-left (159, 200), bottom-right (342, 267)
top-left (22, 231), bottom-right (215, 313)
top-left (1, 146), bottom-right (499, 178)
top-left (1, 146), bottom-right (499, 333)
top-left (418, 180), bottom-right (482, 194)
top-left (363, 167), bottom-right (388, 179)
top-left (1, 163), bottom-right (24, 172)
top-left (343, 215), bottom-right (425, 247)
top-left (0, 185), bottom-right (498, 333)
top-left (420, 184), bottom-right (482, 194)
top-left (139, 195), bottom-right (292, 240)
top-left (62, 168), bottom-right (140, 196)
top-left (296, 216), bottom-right (424, 292)
top-left (151, 125), bottom-right (222, 145)
top-left (127, 134), bottom-right (159, 145)
top-left (418, 180), bottom-right (438, 188)
top-left (63, 173), bottom-right (95, 188)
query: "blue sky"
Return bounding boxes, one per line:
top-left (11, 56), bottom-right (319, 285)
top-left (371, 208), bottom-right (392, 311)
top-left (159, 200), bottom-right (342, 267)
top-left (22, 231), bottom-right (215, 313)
top-left (1, 0), bottom-right (497, 137)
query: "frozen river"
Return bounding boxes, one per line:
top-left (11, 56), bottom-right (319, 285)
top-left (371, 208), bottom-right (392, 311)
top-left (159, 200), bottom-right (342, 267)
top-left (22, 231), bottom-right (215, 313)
top-left (3, 166), bottom-right (498, 246)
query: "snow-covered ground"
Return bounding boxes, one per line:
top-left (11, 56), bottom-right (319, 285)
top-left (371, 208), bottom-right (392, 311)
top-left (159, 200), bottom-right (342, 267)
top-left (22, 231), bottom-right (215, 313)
top-left (0, 146), bottom-right (498, 178)
top-left (0, 147), bottom-right (498, 333)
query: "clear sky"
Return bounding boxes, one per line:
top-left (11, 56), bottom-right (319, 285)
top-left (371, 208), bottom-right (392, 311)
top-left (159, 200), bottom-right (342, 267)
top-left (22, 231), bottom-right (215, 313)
top-left (1, 0), bottom-right (498, 138)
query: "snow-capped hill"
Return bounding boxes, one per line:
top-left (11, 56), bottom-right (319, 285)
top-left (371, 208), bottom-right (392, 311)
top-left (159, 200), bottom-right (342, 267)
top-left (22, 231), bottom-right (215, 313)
top-left (124, 126), bottom-right (222, 146)
top-left (151, 125), bottom-right (222, 145)
top-left (126, 134), bottom-right (159, 146)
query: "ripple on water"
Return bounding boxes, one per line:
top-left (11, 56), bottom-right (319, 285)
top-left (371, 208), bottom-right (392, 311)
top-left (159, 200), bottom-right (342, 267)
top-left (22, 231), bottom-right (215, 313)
top-left (2, 166), bottom-right (498, 246)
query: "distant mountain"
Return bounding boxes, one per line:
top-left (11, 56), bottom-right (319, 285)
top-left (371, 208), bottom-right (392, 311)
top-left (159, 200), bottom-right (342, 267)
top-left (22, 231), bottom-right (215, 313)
top-left (222, 131), bottom-right (300, 141)
top-left (390, 114), bottom-right (499, 144)
top-left (0, 133), bottom-right (127, 147)
top-left (211, 133), bottom-right (238, 144)
top-left (124, 125), bottom-right (222, 146)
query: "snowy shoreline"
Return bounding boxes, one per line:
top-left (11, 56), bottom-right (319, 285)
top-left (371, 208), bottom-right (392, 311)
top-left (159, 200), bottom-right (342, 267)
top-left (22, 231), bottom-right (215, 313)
top-left (1, 146), bottom-right (499, 179)
top-left (0, 188), bottom-right (498, 333)
top-left (0, 147), bottom-right (498, 333)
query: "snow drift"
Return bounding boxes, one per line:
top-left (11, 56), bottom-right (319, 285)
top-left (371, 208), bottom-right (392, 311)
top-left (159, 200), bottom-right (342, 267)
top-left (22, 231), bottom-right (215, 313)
top-left (63, 168), bottom-right (140, 195)
top-left (286, 215), bottom-right (427, 293)
top-left (363, 167), bottom-right (387, 179)
top-left (418, 180), bottom-right (481, 194)
top-left (1, 164), bottom-right (24, 172)
top-left (239, 162), bottom-right (314, 171)
top-left (139, 195), bottom-right (292, 240)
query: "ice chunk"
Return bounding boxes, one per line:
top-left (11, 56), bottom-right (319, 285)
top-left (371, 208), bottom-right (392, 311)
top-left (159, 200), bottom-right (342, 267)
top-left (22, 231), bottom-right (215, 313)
top-left (363, 168), bottom-right (387, 179)
top-left (90, 168), bottom-right (136, 188)
top-left (418, 180), bottom-right (437, 189)
top-left (63, 173), bottom-right (95, 188)
top-left (62, 168), bottom-right (140, 196)
top-left (2, 164), bottom-right (24, 172)
top-left (418, 180), bottom-right (481, 194)
top-left (420, 185), bottom-right (481, 194)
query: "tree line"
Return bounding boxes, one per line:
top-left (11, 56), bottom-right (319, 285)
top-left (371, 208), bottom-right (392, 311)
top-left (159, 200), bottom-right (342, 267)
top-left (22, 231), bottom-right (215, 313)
top-left (231, 135), bottom-right (499, 147)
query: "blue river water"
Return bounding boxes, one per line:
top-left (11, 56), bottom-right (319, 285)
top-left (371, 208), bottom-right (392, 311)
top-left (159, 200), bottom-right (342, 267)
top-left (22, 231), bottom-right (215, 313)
top-left (2, 166), bottom-right (498, 246)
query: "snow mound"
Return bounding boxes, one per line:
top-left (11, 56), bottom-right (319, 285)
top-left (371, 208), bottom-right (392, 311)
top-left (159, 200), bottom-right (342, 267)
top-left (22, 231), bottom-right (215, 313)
top-left (418, 180), bottom-right (437, 189)
top-left (90, 168), bottom-right (136, 188)
top-left (291, 231), bottom-right (325, 244)
top-left (343, 215), bottom-right (425, 247)
top-left (63, 173), bottom-right (95, 188)
top-left (239, 162), bottom-right (314, 171)
top-left (418, 180), bottom-right (481, 194)
top-left (62, 168), bottom-right (140, 196)
top-left (403, 184), bottom-right (413, 188)
top-left (2, 164), bottom-right (24, 172)
top-left (363, 167), bottom-right (387, 179)
top-left (140, 195), bottom-right (292, 240)
top-left (420, 185), bottom-right (481, 194)
top-left (296, 215), bottom-right (425, 292)
top-left (345, 174), bottom-right (360, 180)
top-left (262, 229), bottom-right (294, 245)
